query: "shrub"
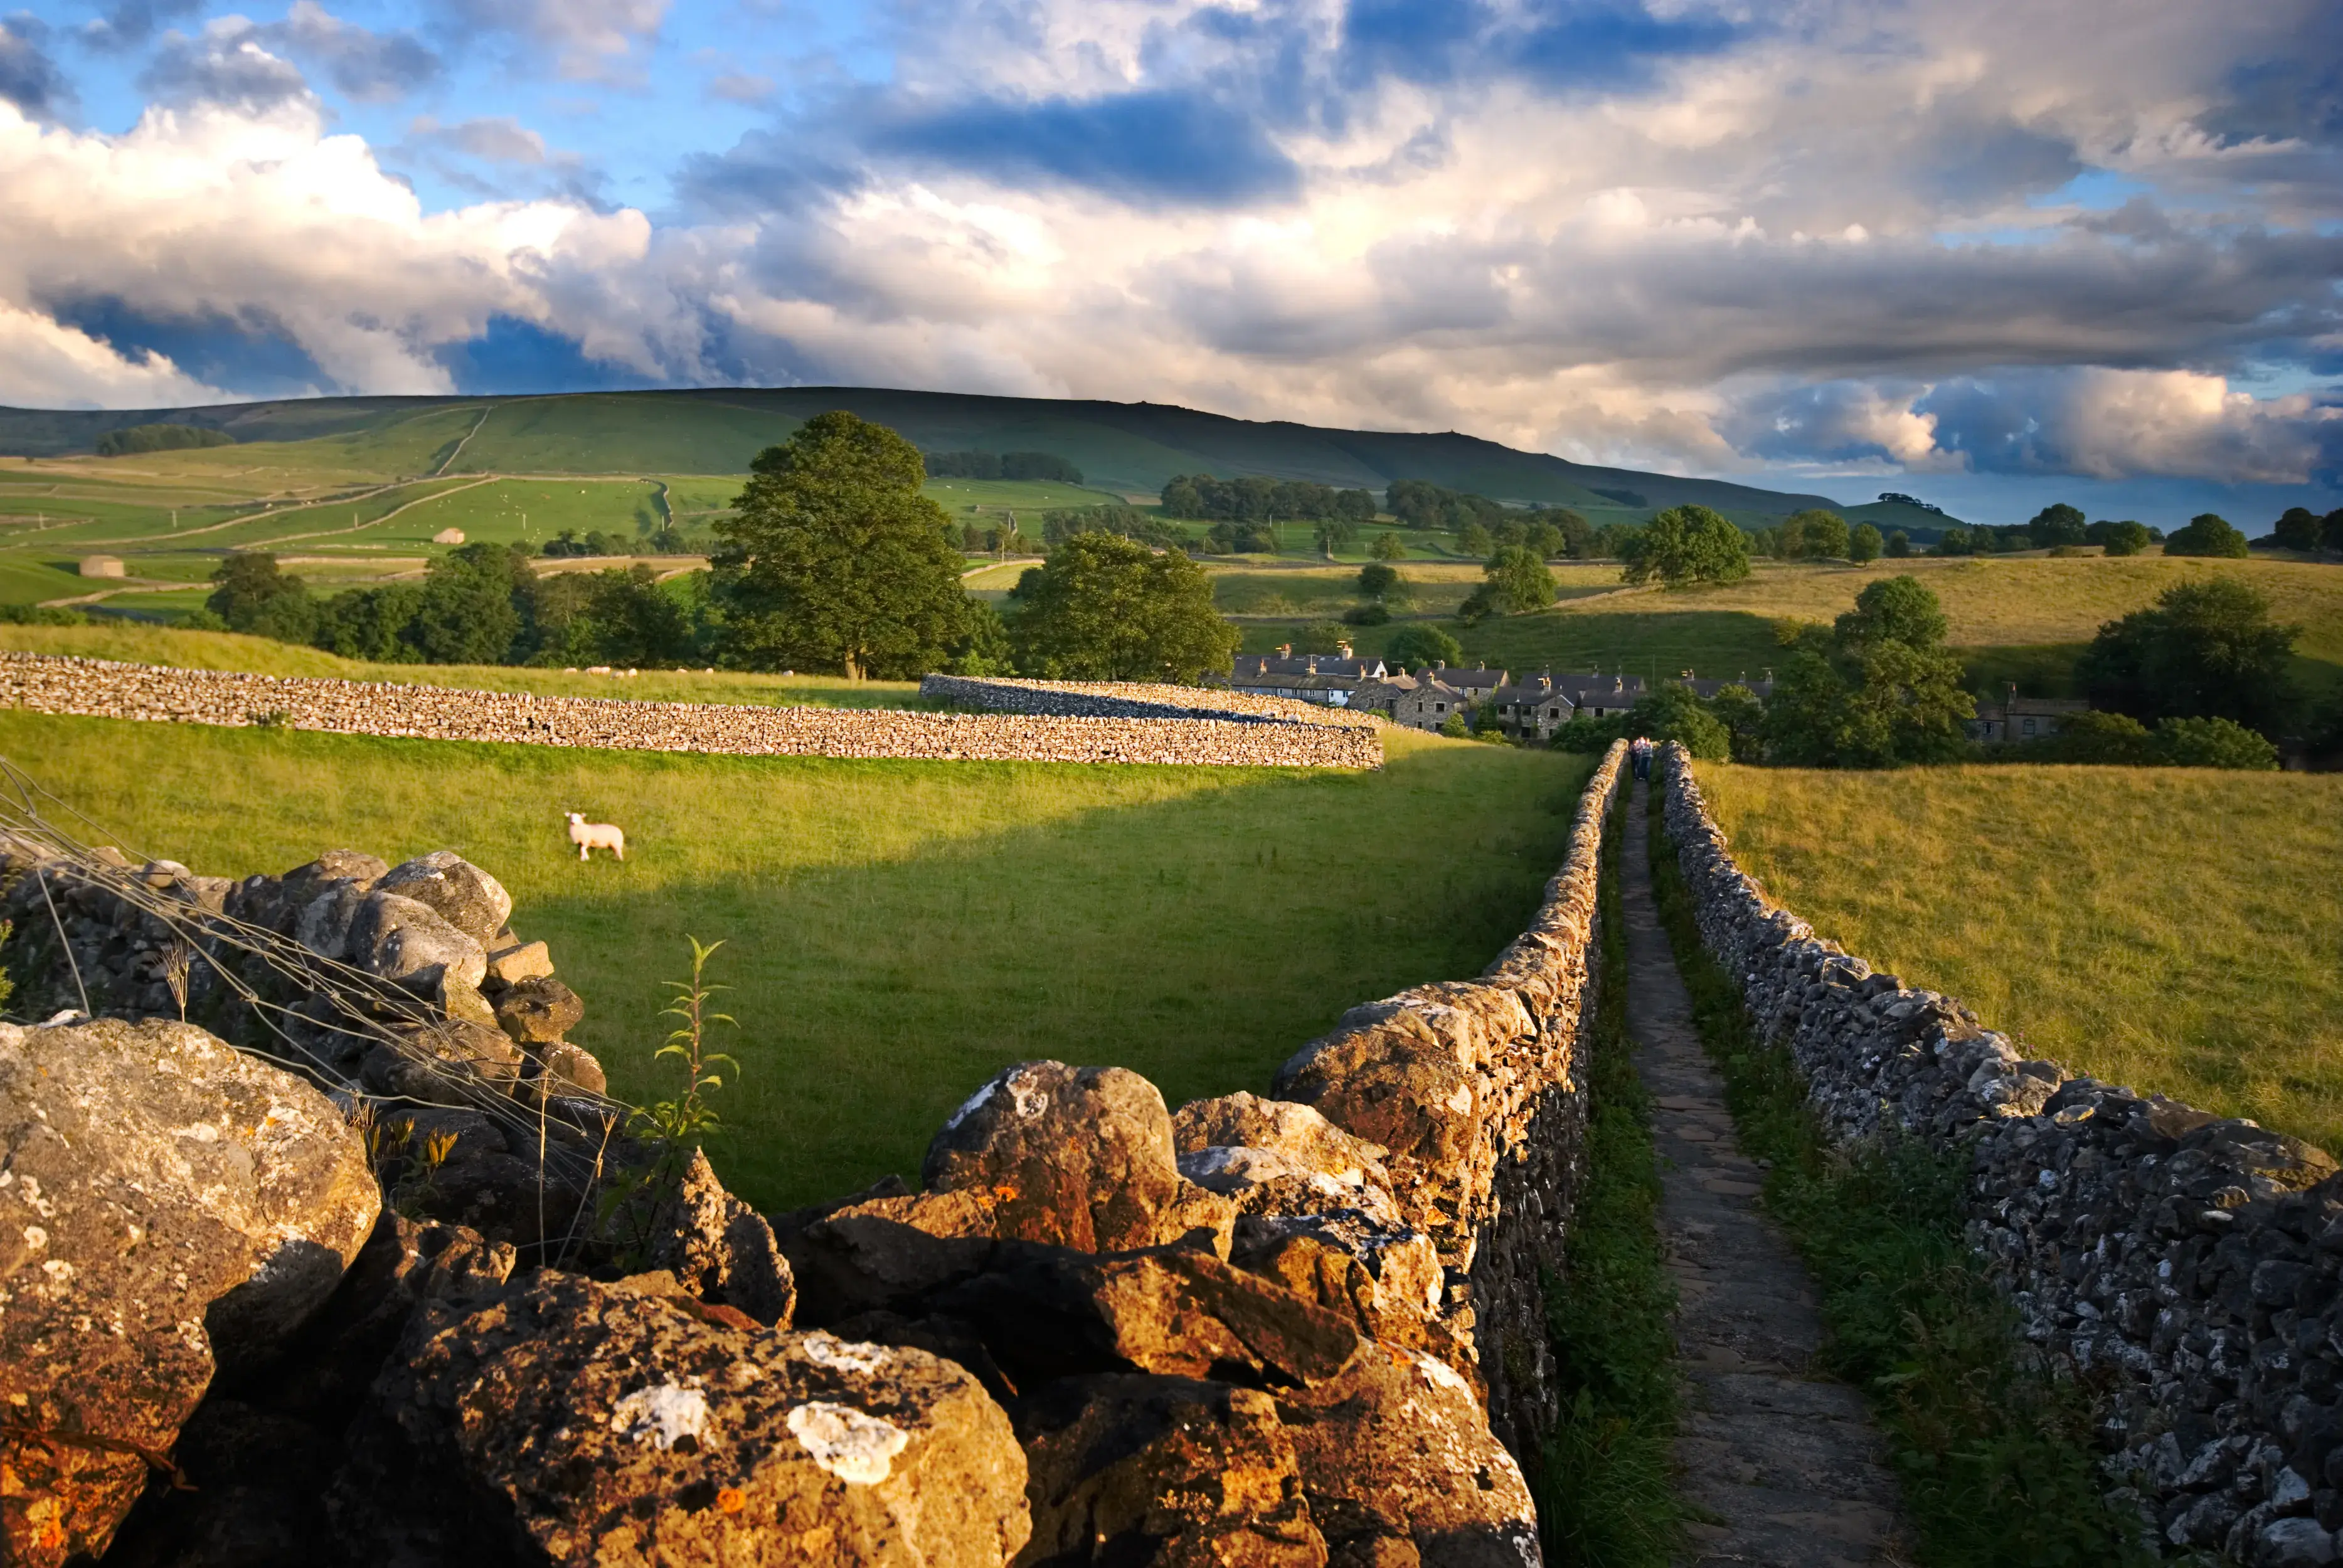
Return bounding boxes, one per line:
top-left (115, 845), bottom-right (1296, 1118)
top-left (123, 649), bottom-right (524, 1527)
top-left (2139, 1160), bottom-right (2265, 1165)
top-left (1342, 603), bottom-right (1391, 626)
top-left (2152, 715), bottom-right (2279, 770)
top-left (1357, 562), bottom-right (1400, 600)
top-left (1848, 522), bottom-right (1883, 564)
top-left (1884, 529), bottom-right (1911, 558)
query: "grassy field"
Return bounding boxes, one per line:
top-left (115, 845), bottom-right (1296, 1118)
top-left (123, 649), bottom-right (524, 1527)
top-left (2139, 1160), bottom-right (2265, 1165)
top-left (0, 710), bottom-right (1593, 1210)
top-left (1692, 761), bottom-right (2343, 1153)
top-left (1234, 554), bottom-right (2343, 692)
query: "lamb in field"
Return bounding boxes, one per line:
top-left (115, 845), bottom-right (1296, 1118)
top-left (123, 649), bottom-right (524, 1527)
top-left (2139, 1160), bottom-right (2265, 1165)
top-left (566, 812), bottom-right (625, 861)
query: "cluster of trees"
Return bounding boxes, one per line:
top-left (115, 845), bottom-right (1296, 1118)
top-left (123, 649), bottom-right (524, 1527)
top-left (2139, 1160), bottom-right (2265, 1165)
top-left (1753, 509), bottom-right (1892, 563)
top-left (1386, 480), bottom-right (1509, 532)
top-left (1928, 504), bottom-right (2164, 557)
top-left (2078, 577), bottom-right (2298, 739)
top-left (1622, 504), bottom-right (1751, 588)
top-left (1458, 548), bottom-right (1557, 623)
top-left (203, 547), bottom-right (704, 668)
top-left (2270, 507), bottom-right (2343, 554)
top-left (925, 450), bottom-right (1083, 484)
top-left (1039, 507), bottom-right (1184, 550)
top-left (1159, 475), bottom-right (1379, 527)
top-left (2010, 711), bottom-right (2277, 770)
top-left (538, 526), bottom-right (690, 558)
top-left (2161, 514), bottom-right (2251, 559)
top-left (95, 422), bottom-right (234, 457)
top-left (1563, 577), bottom-right (1971, 765)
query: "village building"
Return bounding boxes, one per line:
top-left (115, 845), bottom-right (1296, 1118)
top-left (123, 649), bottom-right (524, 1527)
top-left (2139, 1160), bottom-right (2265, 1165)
top-left (1228, 646), bottom-right (1389, 707)
top-left (1971, 692), bottom-right (2091, 743)
top-left (1486, 674), bottom-right (1579, 740)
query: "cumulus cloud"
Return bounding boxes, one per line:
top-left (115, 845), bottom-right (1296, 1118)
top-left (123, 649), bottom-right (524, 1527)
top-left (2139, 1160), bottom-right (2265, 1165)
top-left (0, 297), bottom-right (232, 408)
top-left (0, 0), bottom-right (2337, 504)
top-left (80, 0), bottom-right (201, 52)
top-left (140, 20), bottom-right (312, 113)
top-left (431, 0), bottom-right (667, 80)
top-left (275, 2), bottom-right (440, 102)
top-left (0, 14), bottom-right (68, 117)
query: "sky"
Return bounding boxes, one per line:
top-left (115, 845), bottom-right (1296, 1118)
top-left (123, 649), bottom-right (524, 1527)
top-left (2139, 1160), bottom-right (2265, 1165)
top-left (0, 0), bottom-right (2339, 526)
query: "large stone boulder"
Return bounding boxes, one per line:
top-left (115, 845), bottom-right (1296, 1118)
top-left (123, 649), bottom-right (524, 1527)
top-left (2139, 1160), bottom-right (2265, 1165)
top-left (1174, 1091), bottom-right (1407, 1227)
top-left (1274, 1345), bottom-right (1540, 1567)
top-left (375, 850), bottom-right (514, 948)
top-left (928, 1244), bottom-right (1364, 1391)
top-left (349, 890), bottom-right (489, 993)
top-left (785, 1189), bottom-right (1001, 1325)
top-left (646, 1148), bottom-right (799, 1328)
top-left (0, 1019), bottom-right (379, 1567)
top-left (495, 975), bottom-right (585, 1045)
top-left (334, 1271), bottom-right (1031, 1567)
top-left (1016, 1374), bottom-right (1329, 1566)
top-left (923, 1061), bottom-right (1235, 1254)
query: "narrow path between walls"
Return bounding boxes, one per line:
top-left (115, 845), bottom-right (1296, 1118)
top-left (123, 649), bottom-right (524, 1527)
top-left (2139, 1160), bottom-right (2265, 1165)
top-left (1620, 778), bottom-right (1911, 1567)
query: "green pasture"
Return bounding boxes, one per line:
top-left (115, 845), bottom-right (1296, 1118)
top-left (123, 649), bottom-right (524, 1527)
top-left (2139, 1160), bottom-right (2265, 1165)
top-left (1694, 761), bottom-right (2343, 1155)
top-left (358, 476), bottom-right (670, 551)
top-left (925, 478), bottom-right (1132, 512)
top-left (0, 709), bottom-right (1593, 1210)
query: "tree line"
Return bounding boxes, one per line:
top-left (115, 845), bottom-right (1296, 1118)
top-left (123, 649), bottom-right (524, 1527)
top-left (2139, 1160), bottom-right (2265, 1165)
top-left (1159, 474), bottom-right (1379, 526)
top-left (200, 413), bottom-right (1238, 684)
top-left (924, 450), bottom-right (1085, 484)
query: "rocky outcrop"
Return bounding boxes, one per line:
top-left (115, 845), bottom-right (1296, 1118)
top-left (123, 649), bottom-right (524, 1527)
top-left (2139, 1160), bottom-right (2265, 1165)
top-left (0, 1018), bottom-right (378, 1567)
top-left (0, 654), bottom-right (1381, 768)
top-left (1660, 745), bottom-right (2343, 1563)
top-left (335, 1270), bottom-right (1031, 1567)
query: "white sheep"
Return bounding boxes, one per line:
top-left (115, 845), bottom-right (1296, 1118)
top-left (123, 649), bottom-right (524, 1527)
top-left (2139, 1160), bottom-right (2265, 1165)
top-left (566, 812), bottom-right (626, 861)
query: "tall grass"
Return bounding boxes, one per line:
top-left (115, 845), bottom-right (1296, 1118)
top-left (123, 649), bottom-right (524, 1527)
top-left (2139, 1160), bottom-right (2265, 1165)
top-left (1644, 787), bottom-right (2155, 1568)
top-left (1693, 761), bottom-right (2343, 1153)
top-left (1536, 778), bottom-right (1681, 1566)
top-left (1, 709), bottom-right (1592, 1210)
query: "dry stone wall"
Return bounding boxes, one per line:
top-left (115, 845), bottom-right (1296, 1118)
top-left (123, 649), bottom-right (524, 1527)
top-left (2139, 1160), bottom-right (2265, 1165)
top-left (920, 674), bottom-right (1384, 729)
top-left (5, 740), bottom-right (1626, 1567)
top-left (1660, 744), bottom-right (2343, 1566)
top-left (0, 653), bottom-right (1381, 770)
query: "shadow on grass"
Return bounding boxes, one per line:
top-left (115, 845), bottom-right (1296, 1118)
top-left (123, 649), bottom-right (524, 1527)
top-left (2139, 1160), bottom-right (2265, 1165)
top-left (536, 743), bottom-right (1597, 1210)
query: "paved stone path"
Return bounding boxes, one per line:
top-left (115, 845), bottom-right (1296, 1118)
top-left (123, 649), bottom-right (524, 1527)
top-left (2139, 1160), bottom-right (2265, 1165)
top-left (1620, 780), bottom-right (1911, 1567)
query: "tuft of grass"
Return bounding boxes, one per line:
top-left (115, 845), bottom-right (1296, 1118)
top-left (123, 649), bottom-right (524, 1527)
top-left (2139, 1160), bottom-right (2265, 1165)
top-left (1691, 760), bottom-right (2343, 1155)
top-left (1644, 786), bottom-right (2156, 1568)
top-left (0, 708), bottom-right (1593, 1210)
top-left (1536, 776), bottom-right (1680, 1568)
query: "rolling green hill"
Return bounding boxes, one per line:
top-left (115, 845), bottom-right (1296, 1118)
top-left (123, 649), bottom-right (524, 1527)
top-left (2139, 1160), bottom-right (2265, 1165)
top-left (0, 388), bottom-right (1844, 524)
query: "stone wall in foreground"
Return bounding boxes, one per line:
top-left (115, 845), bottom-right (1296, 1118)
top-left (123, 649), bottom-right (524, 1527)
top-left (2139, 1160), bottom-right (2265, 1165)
top-left (1660, 745), bottom-right (2343, 1565)
top-left (0, 653), bottom-right (1381, 770)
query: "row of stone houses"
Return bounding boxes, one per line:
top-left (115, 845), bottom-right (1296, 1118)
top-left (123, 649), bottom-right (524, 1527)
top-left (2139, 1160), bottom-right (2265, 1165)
top-left (1230, 647), bottom-right (1777, 740)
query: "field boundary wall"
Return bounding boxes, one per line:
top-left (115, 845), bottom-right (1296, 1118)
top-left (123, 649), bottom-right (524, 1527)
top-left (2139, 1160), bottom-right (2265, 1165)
top-left (0, 653), bottom-right (1382, 769)
top-left (1660, 743), bottom-right (2343, 1561)
top-left (920, 673), bottom-right (1384, 729)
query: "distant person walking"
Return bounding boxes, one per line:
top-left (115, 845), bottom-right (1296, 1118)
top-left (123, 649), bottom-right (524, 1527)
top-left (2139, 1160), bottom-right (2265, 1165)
top-left (1632, 735), bottom-right (1654, 780)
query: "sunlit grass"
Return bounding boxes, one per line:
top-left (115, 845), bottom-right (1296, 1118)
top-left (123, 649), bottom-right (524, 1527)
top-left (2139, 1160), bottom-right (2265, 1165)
top-left (1692, 761), bottom-right (2343, 1152)
top-left (3, 709), bottom-right (1593, 1209)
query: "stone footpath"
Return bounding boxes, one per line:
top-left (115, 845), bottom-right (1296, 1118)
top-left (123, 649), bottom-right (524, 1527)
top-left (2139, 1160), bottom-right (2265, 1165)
top-left (0, 653), bottom-right (1381, 769)
top-left (1662, 743), bottom-right (2343, 1565)
top-left (1622, 781), bottom-right (1908, 1566)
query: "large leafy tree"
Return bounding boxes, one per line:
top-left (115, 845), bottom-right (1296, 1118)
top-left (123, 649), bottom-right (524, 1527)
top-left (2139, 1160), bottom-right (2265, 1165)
top-left (2026, 502), bottom-right (2088, 547)
top-left (411, 542), bottom-right (527, 665)
top-left (2078, 578), bottom-right (2297, 736)
top-left (714, 412), bottom-right (972, 678)
top-left (2162, 512), bottom-right (2251, 559)
top-left (1009, 531), bottom-right (1238, 682)
top-left (1623, 504), bottom-right (1751, 588)
top-left (208, 553), bottom-right (317, 642)
top-left (1460, 544), bottom-right (1556, 621)
top-left (1386, 623), bottom-right (1463, 672)
top-left (1764, 574), bottom-right (1971, 766)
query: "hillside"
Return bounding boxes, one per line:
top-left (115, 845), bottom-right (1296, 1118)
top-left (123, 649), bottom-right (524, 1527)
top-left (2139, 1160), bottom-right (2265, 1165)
top-left (0, 387), bottom-right (1844, 523)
